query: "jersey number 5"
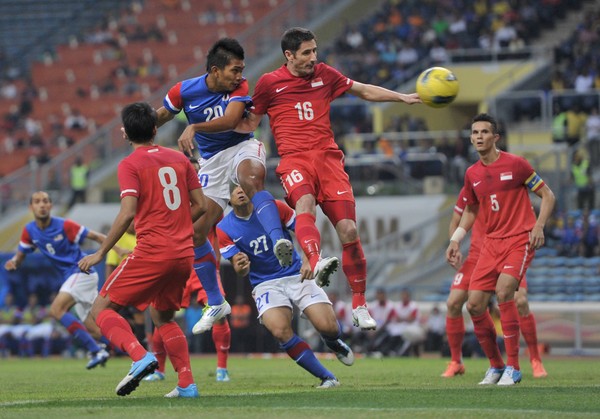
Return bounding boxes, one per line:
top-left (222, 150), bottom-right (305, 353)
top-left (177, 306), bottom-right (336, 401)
top-left (158, 167), bottom-right (182, 210)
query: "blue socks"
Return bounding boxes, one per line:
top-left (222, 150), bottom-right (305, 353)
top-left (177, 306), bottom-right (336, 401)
top-left (281, 334), bottom-right (335, 380)
top-left (251, 191), bottom-right (284, 244)
top-left (193, 241), bottom-right (224, 306)
top-left (60, 312), bottom-right (101, 353)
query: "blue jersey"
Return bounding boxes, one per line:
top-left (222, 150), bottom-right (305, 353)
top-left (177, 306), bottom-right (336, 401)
top-left (217, 201), bottom-right (301, 288)
top-left (18, 217), bottom-right (94, 279)
top-left (163, 74), bottom-right (254, 159)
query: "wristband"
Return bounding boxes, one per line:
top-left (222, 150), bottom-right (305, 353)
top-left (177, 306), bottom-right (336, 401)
top-left (450, 227), bottom-right (466, 243)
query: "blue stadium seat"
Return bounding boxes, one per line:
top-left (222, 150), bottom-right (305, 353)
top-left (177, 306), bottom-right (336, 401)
top-left (549, 266), bottom-right (569, 278)
top-left (583, 257), bottom-right (600, 267)
top-left (547, 257), bottom-right (568, 267)
top-left (569, 266), bottom-right (585, 276)
top-left (534, 247), bottom-right (558, 258)
top-left (564, 257), bottom-right (585, 268)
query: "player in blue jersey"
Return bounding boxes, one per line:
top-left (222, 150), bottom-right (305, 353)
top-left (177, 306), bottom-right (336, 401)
top-left (216, 186), bottom-right (354, 388)
top-left (4, 191), bottom-right (115, 368)
top-left (156, 38), bottom-right (294, 334)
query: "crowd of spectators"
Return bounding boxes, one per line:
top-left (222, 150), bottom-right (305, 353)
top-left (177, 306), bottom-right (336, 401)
top-left (546, 208), bottom-right (600, 258)
top-left (322, 0), bottom-right (573, 89)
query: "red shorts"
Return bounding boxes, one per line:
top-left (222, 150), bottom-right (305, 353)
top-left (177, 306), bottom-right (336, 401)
top-left (470, 232), bottom-right (534, 292)
top-left (450, 253), bottom-right (478, 291)
top-left (276, 149), bottom-right (355, 207)
top-left (180, 268), bottom-right (225, 308)
top-left (100, 254), bottom-right (193, 311)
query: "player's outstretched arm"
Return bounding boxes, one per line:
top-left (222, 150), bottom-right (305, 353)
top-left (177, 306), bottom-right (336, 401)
top-left (4, 250), bottom-right (25, 271)
top-left (348, 81), bottom-right (421, 104)
top-left (234, 111), bottom-right (262, 134)
top-left (78, 196), bottom-right (137, 273)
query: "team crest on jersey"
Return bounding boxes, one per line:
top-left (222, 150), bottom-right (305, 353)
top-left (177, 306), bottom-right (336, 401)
top-left (53, 234), bottom-right (64, 241)
top-left (500, 172), bottom-right (513, 181)
top-left (311, 78), bottom-right (323, 87)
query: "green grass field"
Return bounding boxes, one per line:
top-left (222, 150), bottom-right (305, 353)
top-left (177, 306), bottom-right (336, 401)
top-left (1, 355), bottom-right (599, 418)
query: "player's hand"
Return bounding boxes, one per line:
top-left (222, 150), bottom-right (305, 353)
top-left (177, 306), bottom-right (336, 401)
top-left (299, 259), bottom-right (313, 281)
top-left (446, 241), bottom-right (462, 267)
top-left (401, 92), bottom-right (422, 105)
top-left (177, 125), bottom-right (196, 155)
top-left (232, 252), bottom-right (250, 276)
top-left (78, 252), bottom-right (103, 274)
top-left (529, 225), bottom-right (545, 250)
top-left (4, 258), bottom-right (17, 271)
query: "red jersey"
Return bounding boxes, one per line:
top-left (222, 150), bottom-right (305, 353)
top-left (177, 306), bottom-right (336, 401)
top-left (251, 63), bottom-right (353, 156)
top-left (463, 152), bottom-right (544, 239)
top-left (454, 186), bottom-right (485, 258)
top-left (118, 145), bottom-right (201, 259)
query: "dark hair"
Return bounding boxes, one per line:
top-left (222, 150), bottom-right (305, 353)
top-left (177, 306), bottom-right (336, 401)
top-left (121, 102), bottom-right (157, 143)
top-left (30, 191), bottom-right (51, 204)
top-left (281, 27), bottom-right (316, 55)
top-left (472, 113), bottom-right (498, 134)
top-left (206, 38), bottom-right (245, 72)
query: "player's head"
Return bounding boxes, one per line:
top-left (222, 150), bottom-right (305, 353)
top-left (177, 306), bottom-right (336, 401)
top-left (470, 113), bottom-right (500, 152)
top-left (29, 191), bottom-right (52, 221)
top-left (206, 38), bottom-right (245, 93)
top-left (121, 102), bottom-right (157, 144)
top-left (281, 27), bottom-right (317, 77)
top-left (472, 113), bottom-right (499, 134)
top-left (229, 185), bottom-right (251, 213)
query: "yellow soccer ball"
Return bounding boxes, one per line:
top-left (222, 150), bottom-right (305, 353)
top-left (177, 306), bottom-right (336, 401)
top-left (415, 67), bottom-right (459, 108)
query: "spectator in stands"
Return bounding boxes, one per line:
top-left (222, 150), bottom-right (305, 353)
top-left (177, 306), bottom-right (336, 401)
top-left (425, 305), bottom-right (445, 352)
top-left (391, 288), bottom-right (424, 357)
top-left (557, 214), bottom-right (581, 257)
top-left (571, 150), bottom-right (595, 211)
top-left (574, 67), bottom-right (594, 93)
top-left (579, 211), bottom-right (600, 257)
top-left (67, 157), bottom-right (90, 209)
top-left (552, 103), bottom-right (568, 143)
top-left (64, 108), bottom-right (87, 131)
top-left (363, 288), bottom-right (398, 356)
top-left (585, 106), bottom-right (600, 167)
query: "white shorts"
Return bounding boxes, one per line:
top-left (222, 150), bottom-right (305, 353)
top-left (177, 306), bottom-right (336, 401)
top-left (251, 274), bottom-right (331, 319)
top-left (59, 271), bottom-right (99, 320)
top-left (199, 139), bottom-right (266, 209)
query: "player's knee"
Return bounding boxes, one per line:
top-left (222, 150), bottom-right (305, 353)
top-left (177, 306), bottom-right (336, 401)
top-left (269, 325), bottom-right (292, 342)
top-left (466, 301), bottom-right (485, 317)
top-left (446, 299), bottom-right (463, 316)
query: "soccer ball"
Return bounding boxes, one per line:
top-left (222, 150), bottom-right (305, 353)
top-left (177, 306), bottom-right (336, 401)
top-left (415, 67), bottom-right (459, 108)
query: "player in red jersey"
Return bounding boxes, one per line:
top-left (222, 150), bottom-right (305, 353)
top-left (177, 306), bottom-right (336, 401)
top-left (78, 102), bottom-right (207, 398)
top-left (145, 224), bottom-right (231, 383)
top-left (236, 27), bottom-right (420, 331)
top-left (446, 113), bottom-right (555, 386)
top-left (442, 187), bottom-right (548, 379)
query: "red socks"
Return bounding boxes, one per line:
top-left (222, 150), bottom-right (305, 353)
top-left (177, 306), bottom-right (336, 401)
top-left (471, 311), bottom-right (505, 369)
top-left (212, 321), bottom-right (231, 370)
top-left (97, 309), bottom-right (146, 361)
top-left (445, 316), bottom-right (465, 363)
top-left (519, 313), bottom-right (541, 362)
top-left (295, 213), bottom-right (321, 269)
top-left (151, 328), bottom-right (166, 374)
top-left (157, 322), bottom-right (194, 388)
top-left (499, 300), bottom-right (521, 370)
